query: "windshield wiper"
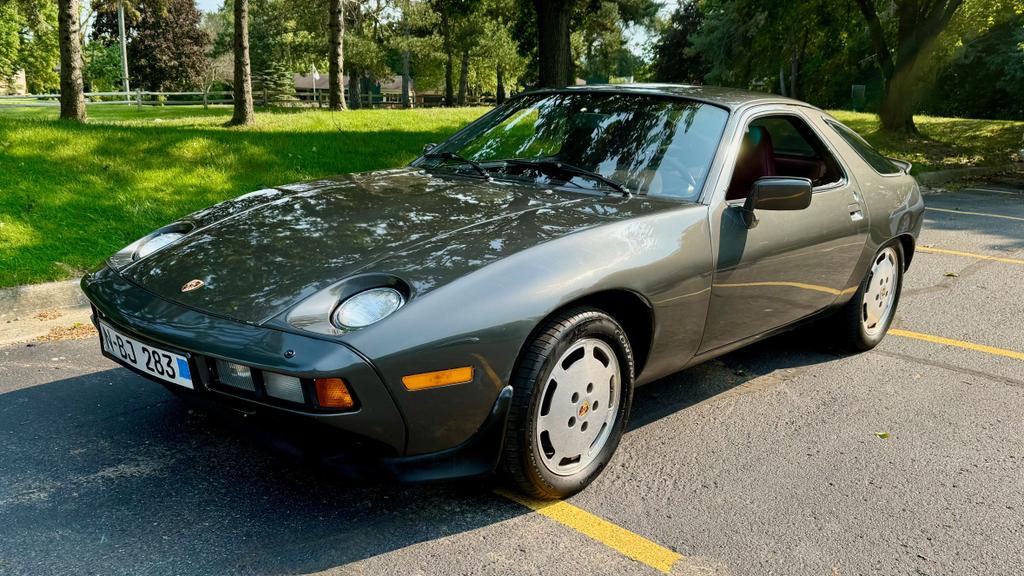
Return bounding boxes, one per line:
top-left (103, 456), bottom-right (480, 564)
top-left (423, 151), bottom-right (491, 180)
top-left (501, 158), bottom-right (630, 197)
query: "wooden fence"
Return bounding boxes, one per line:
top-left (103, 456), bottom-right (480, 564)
top-left (0, 89), bottom-right (495, 109)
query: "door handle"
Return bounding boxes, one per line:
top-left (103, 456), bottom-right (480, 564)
top-left (848, 203), bottom-right (864, 222)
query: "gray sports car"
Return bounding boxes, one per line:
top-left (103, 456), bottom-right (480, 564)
top-left (83, 85), bottom-right (923, 498)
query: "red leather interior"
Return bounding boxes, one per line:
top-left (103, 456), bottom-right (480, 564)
top-left (726, 126), bottom-right (776, 201)
top-left (775, 156), bottom-right (827, 183)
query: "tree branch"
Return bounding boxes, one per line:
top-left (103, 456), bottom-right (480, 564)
top-left (853, 0), bottom-right (895, 78)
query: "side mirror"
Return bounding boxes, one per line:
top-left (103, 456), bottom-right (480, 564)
top-left (740, 177), bottom-right (812, 229)
top-left (423, 143), bottom-right (437, 155)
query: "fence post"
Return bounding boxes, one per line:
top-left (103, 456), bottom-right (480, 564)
top-left (203, 88), bottom-right (209, 110)
top-left (136, 88), bottom-right (142, 108)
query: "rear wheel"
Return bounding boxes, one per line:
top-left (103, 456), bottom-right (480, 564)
top-left (832, 242), bottom-right (904, 351)
top-left (500, 307), bottom-right (634, 499)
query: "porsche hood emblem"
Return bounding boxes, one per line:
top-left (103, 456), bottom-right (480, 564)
top-left (181, 279), bottom-right (205, 293)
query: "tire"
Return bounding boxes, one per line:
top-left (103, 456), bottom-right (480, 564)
top-left (499, 307), bottom-right (634, 499)
top-left (832, 241), bottom-right (904, 351)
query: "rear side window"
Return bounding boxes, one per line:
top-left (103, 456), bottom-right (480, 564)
top-left (826, 120), bottom-right (901, 175)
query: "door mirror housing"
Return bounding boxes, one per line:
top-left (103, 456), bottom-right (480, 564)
top-left (740, 177), bottom-right (813, 228)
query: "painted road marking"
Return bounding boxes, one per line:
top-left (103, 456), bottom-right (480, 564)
top-left (495, 489), bottom-right (682, 573)
top-left (890, 329), bottom-right (1024, 361)
top-left (926, 207), bottom-right (1024, 222)
top-left (916, 246), bottom-right (1024, 265)
top-left (964, 187), bottom-right (1021, 195)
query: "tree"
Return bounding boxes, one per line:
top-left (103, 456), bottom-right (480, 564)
top-left (57, 0), bottom-right (86, 121)
top-left (533, 0), bottom-right (572, 87)
top-left (650, 1), bottom-right (707, 83)
top-left (530, 0), bottom-right (657, 88)
top-left (94, 0), bottom-right (209, 91)
top-left (0, 3), bottom-right (19, 87)
top-left (83, 40), bottom-right (121, 91)
top-left (853, 0), bottom-right (964, 132)
top-left (230, 0), bottom-right (254, 125)
top-left (328, 0), bottom-right (346, 109)
top-left (921, 14), bottom-right (1024, 119)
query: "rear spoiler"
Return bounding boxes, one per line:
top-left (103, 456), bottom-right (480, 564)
top-left (888, 157), bottom-right (912, 175)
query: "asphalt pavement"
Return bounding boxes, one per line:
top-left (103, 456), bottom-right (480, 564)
top-left (2, 179), bottom-right (1023, 575)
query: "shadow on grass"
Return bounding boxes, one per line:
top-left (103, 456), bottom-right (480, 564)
top-left (835, 113), bottom-right (1024, 173)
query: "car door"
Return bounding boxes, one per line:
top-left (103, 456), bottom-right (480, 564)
top-left (698, 107), bottom-right (869, 353)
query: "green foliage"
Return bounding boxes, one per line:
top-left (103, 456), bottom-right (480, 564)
top-left (575, 0), bottom-right (658, 82)
top-left (648, 1), bottom-right (707, 83)
top-left (0, 3), bottom-right (20, 88)
top-left (0, 0), bottom-right (61, 93)
top-left (922, 16), bottom-right (1024, 119)
top-left (83, 41), bottom-right (121, 92)
top-left (92, 0), bottom-right (209, 91)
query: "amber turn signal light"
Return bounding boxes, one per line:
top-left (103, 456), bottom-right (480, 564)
top-left (314, 377), bottom-right (354, 409)
top-left (402, 366), bottom-right (474, 391)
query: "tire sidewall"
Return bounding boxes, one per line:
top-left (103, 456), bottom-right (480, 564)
top-left (856, 240), bottom-right (905, 347)
top-left (521, 312), bottom-right (634, 497)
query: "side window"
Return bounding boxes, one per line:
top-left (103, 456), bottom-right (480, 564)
top-left (826, 120), bottom-right (901, 175)
top-left (726, 115), bottom-right (843, 201)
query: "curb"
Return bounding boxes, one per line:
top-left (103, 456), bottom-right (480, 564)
top-left (0, 279), bottom-right (88, 321)
top-left (915, 163), bottom-right (1023, 187)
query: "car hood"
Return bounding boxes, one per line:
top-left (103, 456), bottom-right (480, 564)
top-left (124, 168), bottom-right (682, 325)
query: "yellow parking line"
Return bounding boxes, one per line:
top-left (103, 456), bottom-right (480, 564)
top-left (926, 207), bottom-right (1024, 222)
top-left (889, 329), bottom-right (1024, 361)
top-left (916, 246), bottom-right (1024, 265)
top-left (495, 489), bottom-right (682, 573)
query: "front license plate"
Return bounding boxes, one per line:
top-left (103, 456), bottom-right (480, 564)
top-left (99, 321), bottom-right (193, 389)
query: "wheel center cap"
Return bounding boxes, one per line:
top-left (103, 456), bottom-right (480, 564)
top-left (578, 400), bottom-right (590, 418)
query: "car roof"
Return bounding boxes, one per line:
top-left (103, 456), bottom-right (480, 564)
top-left (532, 83), bottom-right (817, 112)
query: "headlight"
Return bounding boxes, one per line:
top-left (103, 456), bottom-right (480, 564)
top-left (134, 231), bottom-right (185, 260)
top-left (332, 287), bottom-right (405, 329)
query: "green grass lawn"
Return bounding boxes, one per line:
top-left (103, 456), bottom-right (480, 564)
top-left (828, 110), bottom-right (1024, 174)
top-left (1, 104), bottom-right (1021, 288)
top-left (0, 105), bottom-right (488, 287)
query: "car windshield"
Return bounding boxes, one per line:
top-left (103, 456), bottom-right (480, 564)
top-left (419, 92), bottom-right (729, 200)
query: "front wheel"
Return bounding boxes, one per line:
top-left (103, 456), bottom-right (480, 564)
top-left (500, 307), bottom-right (634, 499)
top-left (831, 242), bottom-right (904, 351)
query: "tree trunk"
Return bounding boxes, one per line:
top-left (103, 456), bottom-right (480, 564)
top-left (230, 0), bottom-right (254, 125)
top-left (347, 70), bottom-right (360, 109)
top-left (328, 0), bottom-right (346, 110)
top-left (457, 48), bottom-right (469, 106)
top-left (57, 0), bottom-right (86, 122)
top-left (444, 52), bottom-right (454, 107)
top-left (533, 0), bottom-right (572, 88)
top-left (853, 0), bottom-right (963, 133)
top-left (879, 64), bottom-right (919, 133)
top-left (440, 10), bottom-right (454, 107)
top-left (401, 4), bottom-right (411, 108)
top-left (496, 65), bottom-right (506, 105)
top-left (789, 46), bottom-right (798, 100)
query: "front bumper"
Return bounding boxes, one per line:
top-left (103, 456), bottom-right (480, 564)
top-left (84, 265), bottom-right (407, 454)
top-left (82, 266), bottom-right (511, 479)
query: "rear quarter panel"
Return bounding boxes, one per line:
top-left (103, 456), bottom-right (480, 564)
top-left (809, 112), bottom-right (925, 289)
